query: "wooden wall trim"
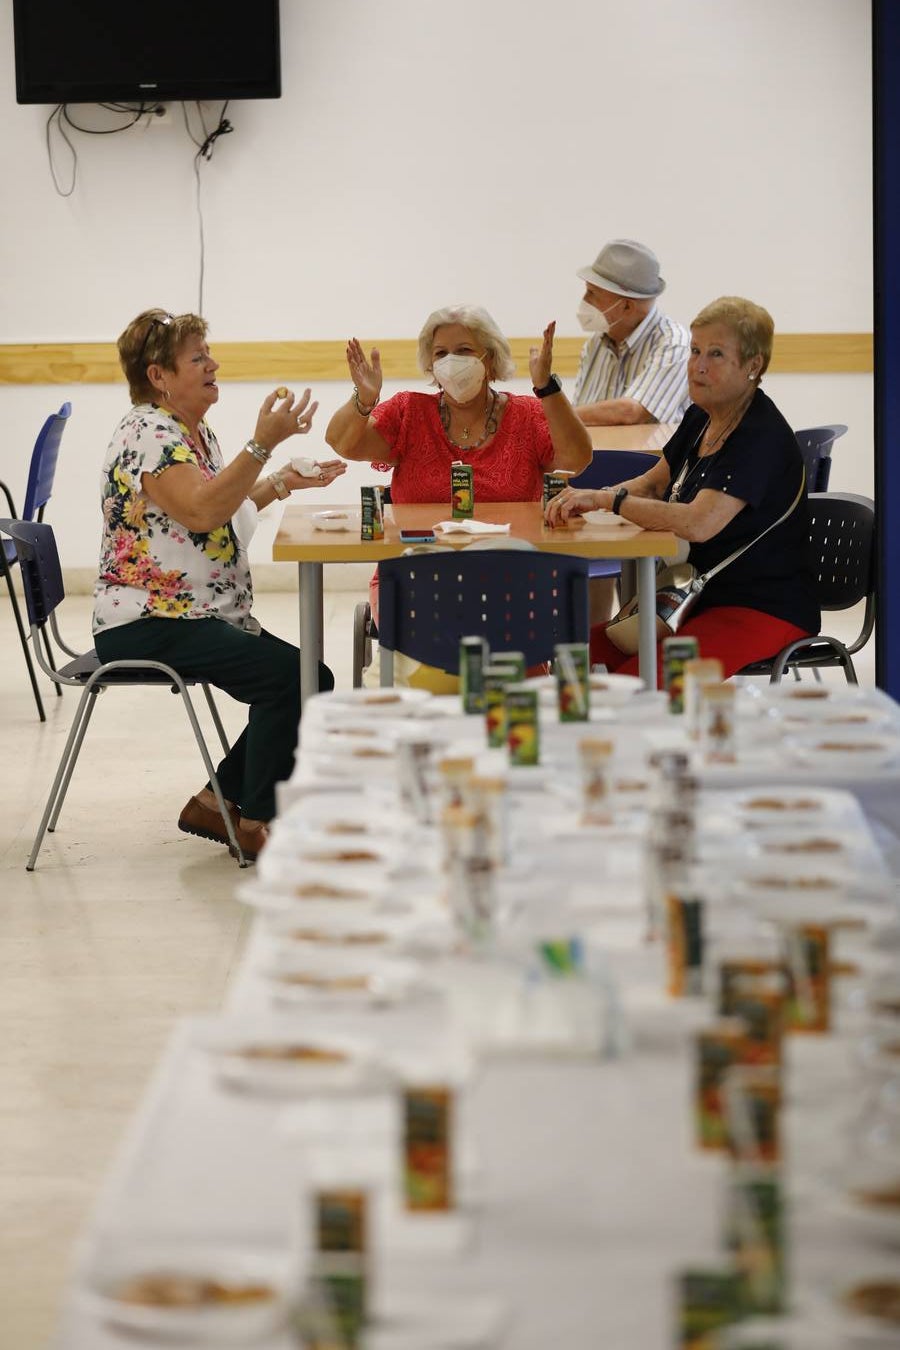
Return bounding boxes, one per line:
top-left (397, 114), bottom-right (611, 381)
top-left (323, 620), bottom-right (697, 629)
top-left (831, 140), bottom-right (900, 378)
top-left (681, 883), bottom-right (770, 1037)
top-left (0, 332), bottom-right (873, 385)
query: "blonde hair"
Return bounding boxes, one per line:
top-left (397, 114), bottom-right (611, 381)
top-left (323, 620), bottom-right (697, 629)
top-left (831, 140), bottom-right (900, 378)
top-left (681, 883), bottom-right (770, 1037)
top-left (691, 296), bottom-right (774, 378)
top-left (416, 303), bottom-right (516, 382)
top-left (118, 309), bottom-right (208, 404)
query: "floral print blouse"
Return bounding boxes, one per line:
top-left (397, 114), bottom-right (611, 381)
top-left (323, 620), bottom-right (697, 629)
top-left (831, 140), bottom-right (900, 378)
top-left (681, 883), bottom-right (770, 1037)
top-left (92, 404), bottom-right (253, 634)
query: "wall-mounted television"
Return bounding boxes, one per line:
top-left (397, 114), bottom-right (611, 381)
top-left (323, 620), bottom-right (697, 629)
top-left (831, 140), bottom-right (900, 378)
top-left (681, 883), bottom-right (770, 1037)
top-left (13, 0), bottom-right (281, 105)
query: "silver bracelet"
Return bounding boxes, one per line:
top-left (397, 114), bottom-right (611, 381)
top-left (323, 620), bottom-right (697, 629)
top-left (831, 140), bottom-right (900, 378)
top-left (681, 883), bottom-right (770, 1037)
top-left (353, 386), bottom-right (379, 417)
top-left (243, 439), bottom-right (272, 465)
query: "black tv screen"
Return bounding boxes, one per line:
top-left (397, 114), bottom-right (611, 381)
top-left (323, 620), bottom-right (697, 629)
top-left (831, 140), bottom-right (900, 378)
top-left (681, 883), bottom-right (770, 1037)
top-left (13, 0), bottom-right (281, 104)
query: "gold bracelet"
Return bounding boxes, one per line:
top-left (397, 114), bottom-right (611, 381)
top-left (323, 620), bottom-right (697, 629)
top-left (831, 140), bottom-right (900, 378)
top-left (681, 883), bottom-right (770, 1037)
top-left (269, 471), bottom-right (290, 500)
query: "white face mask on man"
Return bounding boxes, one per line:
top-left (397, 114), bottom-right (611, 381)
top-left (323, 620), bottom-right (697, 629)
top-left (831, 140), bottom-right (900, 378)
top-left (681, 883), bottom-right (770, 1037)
top-left (576, 297), bottom-right (624, 337)
top-left (432, 353), bottom-right (487, 403)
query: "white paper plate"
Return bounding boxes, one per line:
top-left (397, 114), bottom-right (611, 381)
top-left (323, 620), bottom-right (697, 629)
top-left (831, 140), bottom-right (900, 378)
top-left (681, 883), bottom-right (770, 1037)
top-left (77, 1242), bottom-right (293, 1342)
top-left (325, 687), bottom-right (433, 711)
top-left (263, 951), bottom-right (426, 1008)
top-left (525, 671), bottom-right (644, 706)
top-left (200, 1024), bottom-right (390, 1096)
top-left (784, 733), bottom-right (900, 773)
top-left (726, 787), bottom-right (854, 825)
top-left (311, 509), bottom-right (359, 532)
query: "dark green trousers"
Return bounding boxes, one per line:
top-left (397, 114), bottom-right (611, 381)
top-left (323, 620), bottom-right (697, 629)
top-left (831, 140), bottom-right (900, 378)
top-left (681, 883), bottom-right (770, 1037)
top-left (94, 618), bottom-right (333, 820)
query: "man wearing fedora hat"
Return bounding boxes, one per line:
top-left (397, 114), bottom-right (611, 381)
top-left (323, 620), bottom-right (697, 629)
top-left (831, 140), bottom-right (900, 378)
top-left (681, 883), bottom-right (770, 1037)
top-left (572, 239), bottom-right (690, 426)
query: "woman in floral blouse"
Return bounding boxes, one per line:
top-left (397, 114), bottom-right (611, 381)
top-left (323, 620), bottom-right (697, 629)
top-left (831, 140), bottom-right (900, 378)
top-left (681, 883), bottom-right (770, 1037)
top-left (93, 309), bottom-right (345, 860)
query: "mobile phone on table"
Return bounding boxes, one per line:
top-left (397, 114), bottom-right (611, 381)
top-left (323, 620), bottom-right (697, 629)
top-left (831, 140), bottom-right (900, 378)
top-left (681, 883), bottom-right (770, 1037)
top-left (399, 529), bottom-right (437, 543)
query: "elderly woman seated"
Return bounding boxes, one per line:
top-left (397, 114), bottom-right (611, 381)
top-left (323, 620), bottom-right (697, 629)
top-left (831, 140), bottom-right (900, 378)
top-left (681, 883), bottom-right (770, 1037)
top-left (93, 309), bottom-right (345, 859)
top-left (545, 296), bottom-right (820, 680)
top-left (326, 304), bottom-right (592, 687)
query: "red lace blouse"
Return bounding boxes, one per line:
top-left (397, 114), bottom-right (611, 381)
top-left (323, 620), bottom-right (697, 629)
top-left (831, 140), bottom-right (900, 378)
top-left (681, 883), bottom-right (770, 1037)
top-left (370, 391), bottom-right (555, 503)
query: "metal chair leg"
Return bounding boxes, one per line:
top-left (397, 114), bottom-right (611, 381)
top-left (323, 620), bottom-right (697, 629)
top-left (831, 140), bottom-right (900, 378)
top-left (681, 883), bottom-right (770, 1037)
top-left (174, 682), bottom-right (247, 867)
top-left (27, 687), bottom-right (97, 869)
top-left (200, 683), bottom-right (231, 757)
top-left (47, 689), bottom-right (99, 831)
top-left (2, 556), bottom-right (46, 721)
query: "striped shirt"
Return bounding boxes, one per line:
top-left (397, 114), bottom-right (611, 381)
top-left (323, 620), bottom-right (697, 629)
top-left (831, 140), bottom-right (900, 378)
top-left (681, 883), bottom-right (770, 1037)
top-left (572, 305), bottom-right (691, 423)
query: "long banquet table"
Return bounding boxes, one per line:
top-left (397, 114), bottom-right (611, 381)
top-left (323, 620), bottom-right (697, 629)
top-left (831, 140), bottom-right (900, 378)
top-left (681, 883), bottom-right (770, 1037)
top-left (273, 501), bottom-right (678, 705)
top-left (53, 678), bottom-right (900, 1349)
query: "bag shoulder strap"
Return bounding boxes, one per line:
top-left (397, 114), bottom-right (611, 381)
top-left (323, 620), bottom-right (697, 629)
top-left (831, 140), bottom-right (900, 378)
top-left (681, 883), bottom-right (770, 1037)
top-left (695, 465), bottom-right (807, 588)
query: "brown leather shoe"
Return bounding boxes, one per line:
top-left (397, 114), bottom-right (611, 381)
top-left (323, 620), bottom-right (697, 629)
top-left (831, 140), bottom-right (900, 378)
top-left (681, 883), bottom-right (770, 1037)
top-left (229, 821), bottom-right (269, 864)
top-left (178, 795), bottom-right (241, 847)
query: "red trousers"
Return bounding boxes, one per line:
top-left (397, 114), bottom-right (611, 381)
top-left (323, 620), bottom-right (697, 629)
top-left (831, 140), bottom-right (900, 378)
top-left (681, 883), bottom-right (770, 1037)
top-left (589, 606), bottom-right (815, 688)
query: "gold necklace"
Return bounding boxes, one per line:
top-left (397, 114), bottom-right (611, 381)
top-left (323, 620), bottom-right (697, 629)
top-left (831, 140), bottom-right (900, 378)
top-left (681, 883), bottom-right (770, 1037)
top-left (701, 392), bottom-right (754, 452)
top-left (439, 389), bottom-right (499, 450)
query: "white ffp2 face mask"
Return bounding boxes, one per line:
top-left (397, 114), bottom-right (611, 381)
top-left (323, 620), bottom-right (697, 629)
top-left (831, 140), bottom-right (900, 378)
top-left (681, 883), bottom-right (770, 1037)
top-left (576, 297), bottom-right (624, 336)
top-left (432, 353), bottom-right (487, 403)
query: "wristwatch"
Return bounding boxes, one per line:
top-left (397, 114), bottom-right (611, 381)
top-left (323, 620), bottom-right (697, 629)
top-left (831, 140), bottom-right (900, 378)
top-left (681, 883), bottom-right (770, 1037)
top-left (611, 486), bottom-right (629, 515)
top-left (269, 470), bottom-right (290, 500)
top-left (532, 373), bottom-right (562, 399)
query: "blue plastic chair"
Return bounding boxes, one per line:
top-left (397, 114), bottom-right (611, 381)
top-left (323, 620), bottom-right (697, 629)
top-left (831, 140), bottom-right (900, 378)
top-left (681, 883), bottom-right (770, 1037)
top-left (376, 548), bottom-right (590, 684)
top-left (794, 425), bottom-right (847, 494)
top-left (0, 518), bottom-right (243, 871)
top-left (1, 402), bottom-right (72, 719)
top-left (569, 448), bottom-right (661, 588)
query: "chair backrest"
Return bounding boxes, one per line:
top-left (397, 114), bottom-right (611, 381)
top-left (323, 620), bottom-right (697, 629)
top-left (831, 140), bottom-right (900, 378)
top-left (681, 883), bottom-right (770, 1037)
top-left (568, 449), bottom-right (660, 490)
top-left (807, 491), bottom-right (874, 611)
top-left (22, 402), bottom-right (72, 522)
top-left (794, 424), bottom-right (847, 494)
top-left (377, 549), bottom-right (590, 674)
top-left (0, 519), bottom-right (66, 627)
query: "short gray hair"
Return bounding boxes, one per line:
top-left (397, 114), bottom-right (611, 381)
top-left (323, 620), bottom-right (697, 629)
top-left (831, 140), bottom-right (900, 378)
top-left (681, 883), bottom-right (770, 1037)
top-left (417, 304), bottom-right (516, 382)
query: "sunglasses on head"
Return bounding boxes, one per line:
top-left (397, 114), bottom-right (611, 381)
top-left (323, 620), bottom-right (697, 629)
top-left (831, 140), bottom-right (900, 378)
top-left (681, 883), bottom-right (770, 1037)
top-left (137, 312), bottom-right (175, 368)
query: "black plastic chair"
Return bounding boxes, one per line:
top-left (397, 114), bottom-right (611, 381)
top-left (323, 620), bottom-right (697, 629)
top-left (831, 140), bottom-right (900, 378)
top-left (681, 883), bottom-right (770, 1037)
top-left (794, 424), bottom-right (847, 494)
top-left (376, 548), bottom-right (590, 684)
top-left (0, 519), bottom-right (248, 870)
top-left (737, 492), bottom-right (875, 684)
top-left (1, 402), bottom-right (72, 720)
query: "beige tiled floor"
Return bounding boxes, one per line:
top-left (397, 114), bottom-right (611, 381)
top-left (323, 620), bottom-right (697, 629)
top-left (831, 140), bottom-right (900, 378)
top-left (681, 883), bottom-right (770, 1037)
top-left (0, 588), bottom-right (358, 1349)
top-left (0, 590), bottom-right (875, 1348)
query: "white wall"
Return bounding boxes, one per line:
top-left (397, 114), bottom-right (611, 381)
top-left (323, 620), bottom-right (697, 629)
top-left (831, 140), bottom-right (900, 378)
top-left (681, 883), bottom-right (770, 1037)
top-left (0, 0), bottom-right (872, 570)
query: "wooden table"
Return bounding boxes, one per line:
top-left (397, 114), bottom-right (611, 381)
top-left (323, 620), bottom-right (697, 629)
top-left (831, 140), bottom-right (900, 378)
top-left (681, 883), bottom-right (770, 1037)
top-left (587, 423), bottom-right (676, 452)
top-left (273, 501), bottom-right (678, 704)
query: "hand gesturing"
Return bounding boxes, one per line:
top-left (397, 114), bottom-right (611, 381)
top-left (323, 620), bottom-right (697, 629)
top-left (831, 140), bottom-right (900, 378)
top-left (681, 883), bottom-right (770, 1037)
top-left (346, 338), bottom-right (383, 408)
top-left (529, 320), bottom-right (556, 389)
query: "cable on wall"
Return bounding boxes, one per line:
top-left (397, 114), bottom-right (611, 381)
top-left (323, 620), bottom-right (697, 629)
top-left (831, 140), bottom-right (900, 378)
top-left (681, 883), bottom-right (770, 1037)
top-left (181, 102), bottom-right (233, 315)
top-left (43, 100), bottom-right (234, 315)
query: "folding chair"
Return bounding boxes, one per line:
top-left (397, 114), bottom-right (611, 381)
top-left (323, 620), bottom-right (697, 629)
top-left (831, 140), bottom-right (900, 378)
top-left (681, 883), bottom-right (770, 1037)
top-left (0, 519), bottom-right (249, 870)
top-left (1, 401), bottom-right (72, 719)
top-left (737, 492), bottom-right (875, 684)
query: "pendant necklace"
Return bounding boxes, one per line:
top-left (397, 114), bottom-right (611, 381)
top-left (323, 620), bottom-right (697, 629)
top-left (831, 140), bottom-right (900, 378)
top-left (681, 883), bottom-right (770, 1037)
top-left (440, 388), bottom-right (498, 450)
top-left (669, 396), bottom-right (752, 504)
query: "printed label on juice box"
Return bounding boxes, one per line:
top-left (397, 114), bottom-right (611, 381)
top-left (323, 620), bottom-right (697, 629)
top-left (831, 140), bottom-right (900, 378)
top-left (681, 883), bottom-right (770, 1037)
top-left (724, 1171), bottom-right (786, 1316)
top-left (403, 1086), bottom-right (453, 1211)
top-left (450, 462), bottom-right (474, 518)
top-left (694, 1020), bottom-right (747, 1150)
top-left (505, 685), bottom-right (540, 765)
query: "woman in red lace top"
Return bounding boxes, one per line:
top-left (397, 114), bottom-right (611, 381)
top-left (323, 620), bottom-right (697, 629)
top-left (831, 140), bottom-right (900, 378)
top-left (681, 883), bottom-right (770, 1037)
top-left (325, 303), bottom-right (592, 503)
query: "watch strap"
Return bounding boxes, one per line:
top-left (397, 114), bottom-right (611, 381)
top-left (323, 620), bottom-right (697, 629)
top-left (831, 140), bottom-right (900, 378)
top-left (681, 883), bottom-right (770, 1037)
top-left (533, 373), bottom-right (562, 399)
top-left (612, 486), bottom-right (629, 515)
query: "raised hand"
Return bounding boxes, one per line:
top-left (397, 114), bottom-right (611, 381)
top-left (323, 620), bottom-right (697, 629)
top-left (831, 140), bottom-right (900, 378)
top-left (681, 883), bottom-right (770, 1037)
top-left (529, 320), bottom-right (556, 389)
top-left (346, 338), bottom-right (383, 409)
top-left (254, 387), bottom-right (320, 450)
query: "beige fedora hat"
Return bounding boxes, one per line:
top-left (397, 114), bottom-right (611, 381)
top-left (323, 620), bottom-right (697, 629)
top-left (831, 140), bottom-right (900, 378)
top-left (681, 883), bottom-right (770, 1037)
top-left (576, 238), bottom-right (665, 298)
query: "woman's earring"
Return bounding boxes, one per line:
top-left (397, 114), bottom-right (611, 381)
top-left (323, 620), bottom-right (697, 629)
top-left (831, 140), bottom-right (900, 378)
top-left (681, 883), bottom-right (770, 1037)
top-left (163, 387), bottom-right (171, 401)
